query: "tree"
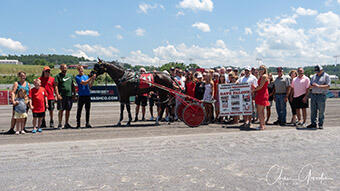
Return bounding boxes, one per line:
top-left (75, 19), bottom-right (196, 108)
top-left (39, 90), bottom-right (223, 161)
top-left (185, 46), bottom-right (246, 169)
top-left (159, 62), bottom-right (186, 72)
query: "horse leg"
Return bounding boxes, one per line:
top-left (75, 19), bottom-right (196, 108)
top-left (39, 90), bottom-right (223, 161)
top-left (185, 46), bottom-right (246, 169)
top-left (117, 103), bottom-right (124, 126)
top-left (126, 102), bottom-right (132, 126)
top-left (156, 103), bottom-right (166, 125)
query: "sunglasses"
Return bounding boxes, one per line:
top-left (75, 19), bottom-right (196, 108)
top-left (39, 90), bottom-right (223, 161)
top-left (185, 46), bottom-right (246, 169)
top-left (45, 70), bottom-right (50, 73)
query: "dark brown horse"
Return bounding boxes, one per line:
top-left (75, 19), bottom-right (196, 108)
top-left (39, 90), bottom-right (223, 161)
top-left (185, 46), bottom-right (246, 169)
top-left (91, 59), bottom-right (177, 126)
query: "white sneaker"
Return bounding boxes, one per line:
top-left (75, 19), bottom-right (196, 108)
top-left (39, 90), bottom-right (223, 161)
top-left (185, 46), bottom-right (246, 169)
top-left (21, 130), bottom-right (26, 134)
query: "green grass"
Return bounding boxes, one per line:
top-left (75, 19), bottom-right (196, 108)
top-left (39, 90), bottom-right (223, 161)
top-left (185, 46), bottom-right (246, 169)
top-left (0, 64), bottom-right (91, 76)
top-left (0, 64), bottom-right (112, 84)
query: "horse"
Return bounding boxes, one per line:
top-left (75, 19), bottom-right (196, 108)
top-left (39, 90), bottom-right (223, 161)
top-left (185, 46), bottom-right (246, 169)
top-left (90, 59), bottom-right (178, 126)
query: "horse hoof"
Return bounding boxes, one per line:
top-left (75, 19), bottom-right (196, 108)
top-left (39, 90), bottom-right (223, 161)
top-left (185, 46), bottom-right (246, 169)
top-left (117, 122), bottom-right (122, 127)
top-left (126, 122), bottom-right (131, 126)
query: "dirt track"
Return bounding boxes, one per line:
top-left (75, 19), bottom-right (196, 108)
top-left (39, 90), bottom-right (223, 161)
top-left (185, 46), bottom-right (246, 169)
top-left (0, 99), bottom-right (339, 190)
top-left (1, 99), bottom-right (340, 145)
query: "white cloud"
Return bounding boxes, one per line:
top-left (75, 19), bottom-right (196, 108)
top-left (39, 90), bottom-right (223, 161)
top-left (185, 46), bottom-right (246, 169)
top-left (338, 0), bottom-right (340, 4)
top-left (74, 44), bottom-right (119, 58)
top-left (192, 22), bottom-right (211, 32)
top-left (75, 30), bottom-right (100, 37)
top-left (316, 11), bottom-right (340, 27)
top-left (152, 41), bottom-right (252, 67)
top-left (178, 0), bottom-right (213, 12)
top-left (176, 11), bottom-right (185, 16)
top-left (126, 50), bottom-right (160, 66)
top-left (244, 27), bottom-right (253, 35)
top-left (135, 28), bottom-right (146, 36)
top-left (115, 25), bottom-right (122, 29)
top-left (295, 7), bottom-right (318, 16)
top-left (215, 40), bottom-right (226, 48)
top-left (138, 3), bottom-right (164, 14)
top-left (0, 37), bottom-right (26, 51)
top-left (72, 50), bottom-right (95, 61)
top-left (116, 34), bottom-right (123, 40)
top-left (254, 10), bottom-right (340, 67)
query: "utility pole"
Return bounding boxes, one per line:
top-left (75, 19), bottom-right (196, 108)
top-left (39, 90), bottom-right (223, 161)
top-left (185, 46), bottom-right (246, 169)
top-left (334, 55), bottom-right (340, 65)
top-left (256, 58), bottom-right (263, 66)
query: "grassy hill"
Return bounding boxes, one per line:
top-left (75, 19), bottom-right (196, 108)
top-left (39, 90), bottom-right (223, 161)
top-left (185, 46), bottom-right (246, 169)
top-left (0, 64), bottom-right (86, 76)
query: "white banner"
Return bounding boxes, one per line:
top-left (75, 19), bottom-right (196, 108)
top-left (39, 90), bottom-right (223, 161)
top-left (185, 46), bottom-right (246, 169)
top-left (218, 83), bottom-right (253, 116)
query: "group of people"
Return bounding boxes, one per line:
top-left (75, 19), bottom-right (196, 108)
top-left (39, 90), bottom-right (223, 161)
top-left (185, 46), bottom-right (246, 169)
top-left (139, 64), bottom-right (330, 130)
top-left (8, 64), bottom-right (96, 135)
top-left (7, 63), bottom-right (330, 134)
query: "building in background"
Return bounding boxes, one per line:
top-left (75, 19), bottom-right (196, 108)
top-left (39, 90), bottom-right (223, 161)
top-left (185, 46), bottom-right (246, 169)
top-left (79, 61), bottom-right (97, 69)
top-left (0, 60), bottom-right (23, 65)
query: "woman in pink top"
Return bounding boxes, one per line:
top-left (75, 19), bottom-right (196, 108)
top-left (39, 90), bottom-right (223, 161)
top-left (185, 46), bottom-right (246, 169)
top-left (254, 65), bottom-right (270, 130)
top-left (289, 67), bottom-right (310, 126)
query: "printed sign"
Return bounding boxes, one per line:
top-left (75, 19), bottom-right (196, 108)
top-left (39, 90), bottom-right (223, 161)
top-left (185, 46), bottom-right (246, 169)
top-left (218, 83), bottom-right (253, 116)
top-left (90, 85), bottom-right (119, 102)
top-left (0, 91), bottom-right (9, 105)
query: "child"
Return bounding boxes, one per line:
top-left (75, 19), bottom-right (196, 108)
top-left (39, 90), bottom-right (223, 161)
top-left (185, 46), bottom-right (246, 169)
top-left (29, 79), bottom-right (48, 133)
top-left (13, 89), bottom-right (28, 135)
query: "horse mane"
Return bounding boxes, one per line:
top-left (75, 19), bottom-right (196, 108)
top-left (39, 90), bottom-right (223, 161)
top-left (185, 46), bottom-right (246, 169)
top-left (105, 60), bottom-right (125, 70)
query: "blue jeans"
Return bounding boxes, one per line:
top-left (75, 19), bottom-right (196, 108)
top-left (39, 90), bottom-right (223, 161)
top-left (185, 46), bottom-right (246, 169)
top-left (310, 94), bottom-right (326, 126)
top-left (275, 94), bottom-right (287, 123)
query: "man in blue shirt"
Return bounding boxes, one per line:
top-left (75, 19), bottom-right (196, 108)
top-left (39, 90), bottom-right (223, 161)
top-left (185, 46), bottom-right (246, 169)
top-left (75, 65), bottom-right (96, 128)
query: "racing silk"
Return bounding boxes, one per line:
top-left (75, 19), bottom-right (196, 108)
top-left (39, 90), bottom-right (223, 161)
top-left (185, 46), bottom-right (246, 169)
top-left (174, 76), bottom-right (185, 91)
top-left (139, 73), bottom-right (154, 89)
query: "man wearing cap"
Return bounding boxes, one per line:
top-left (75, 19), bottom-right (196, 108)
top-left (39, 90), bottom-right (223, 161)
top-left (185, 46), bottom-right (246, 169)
top-left (194, 72), bottom-right (205, 100)
top-left (237, 66), bottom-right (258, 128)
top-left (226, 67), bottom-right (232, 74)
top-left (273, 67), bottom-right (291, 126)
top-left (39, 66), bottom-right (57, 128)
top-left (307, 65), bottom-right (330, 129)
top-left (135, 68), bottom-right (148, 121)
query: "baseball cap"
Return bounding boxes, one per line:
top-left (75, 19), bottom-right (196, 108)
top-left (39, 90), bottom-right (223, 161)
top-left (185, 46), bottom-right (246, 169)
top-left (140, 68), bottom-right (146, 73)
top-left (227, 67), bottom-right (232, 70)
top-left (314, 65), bottom-right (323, 72)
top-left (170, 67), bottom-right (175, 71)
top-left (43, 66), bottom-right (51, 71)
top-left (196, 73), bottom-right (203, 78)
top-left (244, 66), bottom-right (251, 71)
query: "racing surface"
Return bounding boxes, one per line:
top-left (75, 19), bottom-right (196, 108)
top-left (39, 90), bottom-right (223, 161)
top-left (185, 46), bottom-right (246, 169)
top-left (0, 99), bottom-right (339, 190)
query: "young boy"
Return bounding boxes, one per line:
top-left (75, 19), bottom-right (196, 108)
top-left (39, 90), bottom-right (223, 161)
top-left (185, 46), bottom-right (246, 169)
top-left (29, 79), bottom-right (48, 133)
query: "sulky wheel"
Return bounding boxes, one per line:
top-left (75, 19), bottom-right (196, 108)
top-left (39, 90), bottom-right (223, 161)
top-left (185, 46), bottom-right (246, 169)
top-left (176, 102), bottom-right (186, 121)
top-left (182, 103), bottom-right (205, 127)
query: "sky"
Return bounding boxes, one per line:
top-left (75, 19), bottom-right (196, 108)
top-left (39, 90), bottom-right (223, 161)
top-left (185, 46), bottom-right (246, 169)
top-left (1, 0), bottom-right (340, 68)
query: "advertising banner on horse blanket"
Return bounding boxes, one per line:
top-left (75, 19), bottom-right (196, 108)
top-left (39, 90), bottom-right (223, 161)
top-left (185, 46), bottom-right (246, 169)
top-left (218, 83), bottom-right (253, 116)
top-left (90, 85), bottom-right (119, 102)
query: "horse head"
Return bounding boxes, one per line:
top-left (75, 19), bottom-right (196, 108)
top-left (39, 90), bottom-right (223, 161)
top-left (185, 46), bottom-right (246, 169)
top-left (90, 59), bottom-right (107, 77)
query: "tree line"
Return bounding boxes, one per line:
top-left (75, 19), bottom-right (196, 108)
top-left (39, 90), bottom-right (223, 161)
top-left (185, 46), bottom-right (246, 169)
top-left (0, 54), bottom-right (339, 77)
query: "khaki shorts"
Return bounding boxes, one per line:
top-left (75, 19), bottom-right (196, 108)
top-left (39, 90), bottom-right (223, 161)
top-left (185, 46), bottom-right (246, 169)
top-left (14, 112), bottom-right (28, 119)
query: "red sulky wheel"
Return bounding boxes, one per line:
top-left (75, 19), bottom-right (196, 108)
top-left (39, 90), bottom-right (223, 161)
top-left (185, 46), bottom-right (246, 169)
top-left (182, 103), bottom-right (205, 127)
top-left (176, 103), bottom-right (186, 121)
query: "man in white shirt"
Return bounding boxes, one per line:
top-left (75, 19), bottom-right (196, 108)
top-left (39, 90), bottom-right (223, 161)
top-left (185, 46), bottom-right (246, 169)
top-left (237, 66), bottom-right (258, 128)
